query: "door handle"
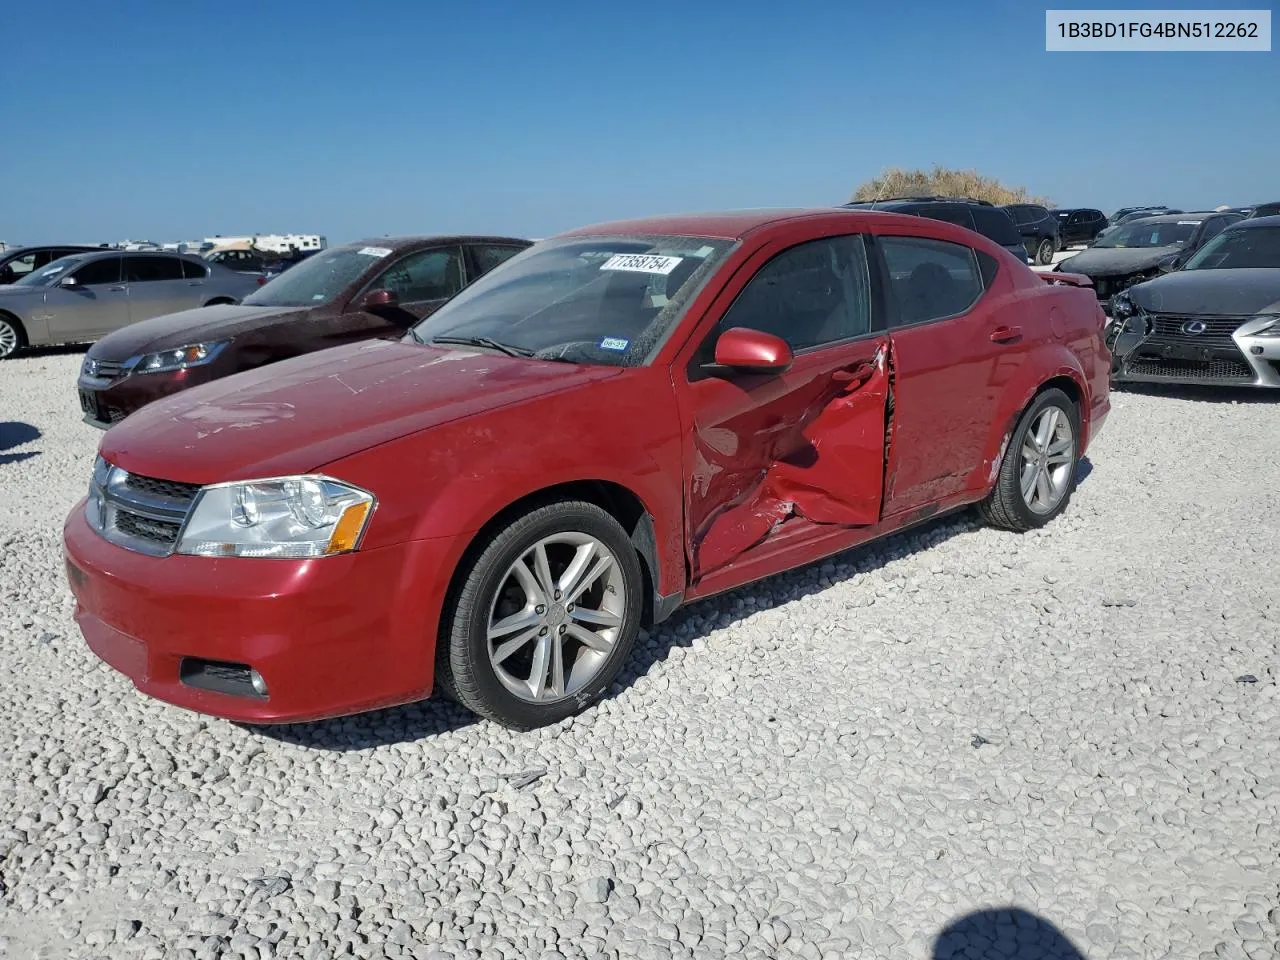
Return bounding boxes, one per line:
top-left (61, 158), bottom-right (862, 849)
top-left (187, 281), bottom-right (205, 287)
top-left (831, 361), bottom-right (874, 383)
top-left (107, 286), bottom-right (126, 292)
top-left (989, 325), bottom-right (1022, 344)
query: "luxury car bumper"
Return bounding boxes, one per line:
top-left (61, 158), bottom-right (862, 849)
top-left (1109, 315), bottom-right (1280, 388)
top-left (76, 364), bottom-right (223, 430)
top-left (63, 505), bottom-right (456, 722)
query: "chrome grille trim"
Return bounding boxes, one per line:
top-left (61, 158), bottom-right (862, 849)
top-left (90, 466), bottom-right (201, 556)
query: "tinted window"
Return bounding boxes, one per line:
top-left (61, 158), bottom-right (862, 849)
top-left (915, 205), bottom-right (976, 231)
top-left (71, 257), bottom-right (122, 285)
top-left (714, 235), bottom-right (872, 352)
top-left (880, 236), bottom-right (984, 325)
top-left (971, 207), bottom-right (1022, 246)
top-left (124, 256), bottom-right (184, 282)
top-left (0, 252), bottom-right (38, 280)
top-left (182, 259), bottom-right (208, 279)
top-left (1026, 206), bottom-right (1049, 221)
top-left (471, 244), bottom-right (526, 277)
top-left (1183, 226), bottom-right (1280, 269)
top-left (208, 249), bottom-right (265, 271)
top-left (366, 247), bottom-right (464, 303)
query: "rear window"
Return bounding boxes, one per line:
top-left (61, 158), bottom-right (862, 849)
top-left (970, 207), bottom-right (1022, 246)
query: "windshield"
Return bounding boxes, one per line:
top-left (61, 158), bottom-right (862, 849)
top-left (408, 235), bottom-right (735, 367)
top-left (1094, 221), bottom-right (1198, 249)
top-left (14, 255), bottom-right (87, 287)
top-left (242, 245), bottom-right (387, 307)
top-left (1181, 227), bottom-right (1280, 270)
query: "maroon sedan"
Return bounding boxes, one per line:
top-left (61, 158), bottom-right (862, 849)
top-left (76, 235), bottom-right (530, 428)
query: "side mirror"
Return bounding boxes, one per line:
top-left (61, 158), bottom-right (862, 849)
top-left (710, 326), bottom-right (793, 374)
top-left (362, 289), bottom-right (399, 310)
top-left (1157, 254), bottom-right (1180, 273)
top-left (59, 275), bottom-right (80, 287)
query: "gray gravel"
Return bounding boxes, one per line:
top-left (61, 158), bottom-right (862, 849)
top-left (2, 349), bottom-right (1278, 960)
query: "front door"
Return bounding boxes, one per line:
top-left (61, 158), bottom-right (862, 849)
top-left (345, 245), bottom-right (468, 342)
top-left (122, 256), bottom-right (196, 331)
top-left (875, 232), bottom-right (1008, 516)
top-left (47, 255), bottom-right (129, 341)
top-left (674, 234), bottom-right (890, 582)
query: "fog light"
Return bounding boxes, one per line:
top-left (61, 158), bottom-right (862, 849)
top-left (1251, 345), bottom-right (1264, 355)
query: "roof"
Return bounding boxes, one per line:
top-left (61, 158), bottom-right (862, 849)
top-left (337, 234), bottom-right (531, 250)
top-left (558, 208), bottom-right (908, 240)
top-left (1232, 215), bottom-right (1280, 229)
top-left (1130, 212), bottom-right (1219, 224)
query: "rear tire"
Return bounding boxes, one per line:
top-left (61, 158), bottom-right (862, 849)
top-left (980, 387), bottom-right (1080, 532)
top-left (1035, 237), bottom-right (1056, 266)
top-left (436, 500), bottom-right (643, 730)
top-left (0, 313), bottom-right (26, 359)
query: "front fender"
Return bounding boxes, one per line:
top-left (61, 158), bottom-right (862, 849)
top-left (0, 295), bottom-right (48, 344)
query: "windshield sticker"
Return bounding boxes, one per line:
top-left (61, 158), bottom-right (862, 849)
top-left (599, 337), bottom-right (630, 351)
top-left (600, 254), bottom-right (684, 275)
top-left (692, 245), bottom-right (716, 258)
top-left (312, 294), bottom-right (326, 300)
top-left (1177, 221), bottom-right (1199, 225)
top-left (358, 246), bottom-right (393, 258)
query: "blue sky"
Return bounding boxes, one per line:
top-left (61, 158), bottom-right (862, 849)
top-left (2, 0), bottom-right (1276, 245)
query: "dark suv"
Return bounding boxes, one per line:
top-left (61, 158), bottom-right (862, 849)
top-left (1053, 208), bottom-right (1108, 248)
top-left (1001, 204), bottom-right (1059, 265)
top-left (843, 197), bottom-right (1030, 263)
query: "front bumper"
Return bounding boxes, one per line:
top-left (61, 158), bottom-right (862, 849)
top-left (63, 505), bottom-right (457, 722)
top-left (76, 365), bottom-right (222, 430)
top-left (1108, 316), bottom-right (1280, 389)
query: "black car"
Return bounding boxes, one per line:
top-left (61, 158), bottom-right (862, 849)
top-left (1053, 208), bottom-right (1109, 247)
top-left (1056, 211), bottom-right (1245, 308)
top-left (1246, 201), bottom-right (1280, 220)
top-left (1106, 216), bottom-right (1280, 388)
top-left (0, 244), bottom-right (102, 284)
top-left (1000, 203), bottom-right (1060, 265)
top-left (1111, 205), bottom-right (1172, 221)
top-left (843, 197), bottom-right (1030, 263)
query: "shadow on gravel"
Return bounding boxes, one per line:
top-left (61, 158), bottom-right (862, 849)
top-left (14, 343), bottom-right (90, 359)
top-left (1075, 455), bottom-right (1094, 486)
top-left (0, 421), bottom-right (40, 465)
top-left (1115, 382), bottom-right (1280, 404)
top-left (933, 908), bottom-right (1089, 959)
top-left (243, 695), bottom-right (479, 751)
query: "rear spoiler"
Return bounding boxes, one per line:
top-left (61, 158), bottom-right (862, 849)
top-left (1040, 271), bottom-right (1094, 289)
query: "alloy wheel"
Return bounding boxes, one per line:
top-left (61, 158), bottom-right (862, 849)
top-left (486, 532), bottom-right (626, 703)
top-left (1019, 407), bottom-right (1074, 514)
top-left (0, 320), bottom-right (18, 359)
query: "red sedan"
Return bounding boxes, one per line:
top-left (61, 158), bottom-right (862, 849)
top-left (64, 208), bottom-right (1110, 730)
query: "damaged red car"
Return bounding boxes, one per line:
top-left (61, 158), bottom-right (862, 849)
top-left (64, 209), bottom-right (1110, 730)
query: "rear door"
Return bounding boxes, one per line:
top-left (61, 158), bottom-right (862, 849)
top-left (673, 233), bottom-right (891, 581)
top-left (466, 243), bottom-right (527, 283)
top-left (122, 256), bottom-right (193, 327)
top-left (875, 232), bottom-right (1010, 515)
top-left (47, 256), bottom-right (129, 341)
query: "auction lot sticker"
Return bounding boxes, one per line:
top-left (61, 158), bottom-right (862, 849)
top-left (600, 254), bottom-right (684, 275)
top-left (1046, 9), bottom-right (1271, 50)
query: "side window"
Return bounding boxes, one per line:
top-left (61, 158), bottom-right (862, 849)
top-left (182, 259), bottom-right (209, 279)
top-left (880, 236), bottom-right (984, 326)
top-left (470, 244), bottom-right (525, 278)
top-left (1, 252), bottom-right (38, 279)
top-left (366, 246), bottom-right (464, 302)
top-left (714, 235), bottom-right (872, 352)
top-left (71, 257), bottom-right (122, 285)
top-left (1069, 212), bottom-right (1086, 224)
top-left (920, 205), bottom-right (976, 232)
top-left (124, 256), bottom-right (184, 282)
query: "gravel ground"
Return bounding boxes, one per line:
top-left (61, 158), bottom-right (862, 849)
top-left (1, 348), bottom-right (1278, 960)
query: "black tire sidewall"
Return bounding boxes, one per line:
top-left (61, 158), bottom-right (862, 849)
top-left (1001, 388), bottom-right (1081, 528)
top-left (1037, 238), bottom-right (1055, 265)
top-left (447, 502), bottom-right (643, 729)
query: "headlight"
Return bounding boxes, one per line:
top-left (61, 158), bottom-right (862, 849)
top-left (1253, 316), bottom-right (1280, 337)
top-left (1110, 292), bottom-right (1134, 319)
top-left (176, 476), bottom-right (375, 558)
top-left (132, 341), bottom-right (229, 375)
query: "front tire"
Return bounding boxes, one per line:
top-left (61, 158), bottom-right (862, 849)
top-left (980, 388), bottom-right (1080, 532)
top-left (1035, 237), bottom-right (1056, 266)
top-left (437, 500), bottom-right (643, 729)
top-left (0, 314), bottom-right (26, 359)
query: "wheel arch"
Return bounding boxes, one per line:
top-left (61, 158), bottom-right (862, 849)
top-left (0, 309), bottom-right (29, 356)
top-left (442, 479), bottom-right (676, 630)
top-left (203, 297), bottom-right (236, 307)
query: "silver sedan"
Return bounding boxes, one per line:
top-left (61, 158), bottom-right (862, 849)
top-left (0, 250), bottom-right (262, 359)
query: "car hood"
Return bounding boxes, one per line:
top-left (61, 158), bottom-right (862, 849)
top-left (1127, 268), bottom-right (1280, 316)
top-left (100, 339), bottom-right (623, 483)
top-left (86, 303), bottom-right (306, 359)
top-left (1058, 246), bottom-right (1178, 277)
